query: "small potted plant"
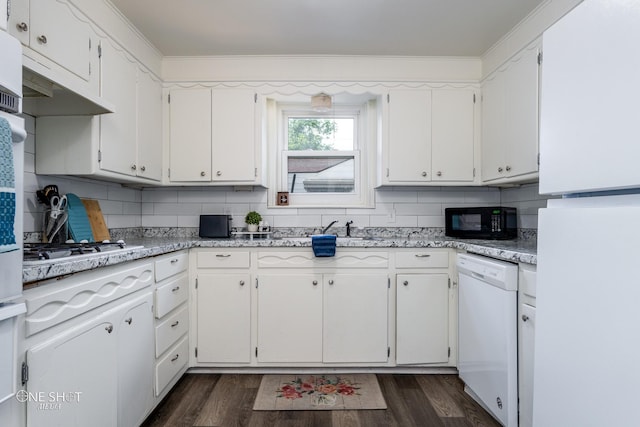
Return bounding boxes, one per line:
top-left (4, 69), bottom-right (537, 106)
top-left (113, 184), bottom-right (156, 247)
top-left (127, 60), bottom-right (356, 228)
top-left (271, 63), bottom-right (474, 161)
top-left (245, 211), bottom-right (262, 232)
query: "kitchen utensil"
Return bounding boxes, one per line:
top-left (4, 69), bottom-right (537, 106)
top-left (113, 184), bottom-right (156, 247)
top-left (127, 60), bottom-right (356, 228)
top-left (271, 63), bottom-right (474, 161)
top-left (81, 199), bottom-right (110, 242)
top-left (49, 195), bottom-right (67, 219)
top-left (65, 193), bottom-right (94, 242)
top-left (47, 211), bottom-right (68, 243)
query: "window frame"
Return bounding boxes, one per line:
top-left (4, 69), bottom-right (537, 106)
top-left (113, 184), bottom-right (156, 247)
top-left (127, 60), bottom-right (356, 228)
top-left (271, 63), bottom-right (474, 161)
top-left (269, 101), bottom-right (375, 208)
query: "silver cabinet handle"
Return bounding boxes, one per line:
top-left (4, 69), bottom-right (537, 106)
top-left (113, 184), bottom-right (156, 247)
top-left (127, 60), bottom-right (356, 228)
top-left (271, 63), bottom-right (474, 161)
top-left (125, 317), bottom-right (132, 325)
top-left (17, 22), bottom-right (28, 32)
top-left (105, 325), bottom-right (113, 334)
top-left (437, 171), bottom-right (442, 177)
top-left (522, 315), bottom-right (530, 322)
top-left (498, 167), bottom-right (503, 173)
top-left (505, 165), bottom-right (512, 172)
top-left (200, 171), bottom-right (206, 177)
top-left (171, 286), bottom-right (180, 292)
top-left (131, 164), bottom-right (137, 170)
top-left (403, 280), bottom-right (409, 286)
top-left (415, 254), bottom-right (431, 258)
top-left (171, 321), bottom-right (179, 328)
top-left (312, 280), bottom-right (318, 286)
top-left (328, 279), bottom-right (334, 285)
top-left (216, 254), bottom-right (231, 258)
top-left (421, 171), bottom-right (427, 177)
top-left (216, 171), bottom-right (222, 176)
top-left (171, 354), bottom-right (179, 362)
top-left (140, 166), bottom-right (146, 172)
top-left (239, 280), bottom-right (245, 286)
top-left (170, 258), bottom-right (179, 264)
top-left (37, 35), bottom-right (47, 44)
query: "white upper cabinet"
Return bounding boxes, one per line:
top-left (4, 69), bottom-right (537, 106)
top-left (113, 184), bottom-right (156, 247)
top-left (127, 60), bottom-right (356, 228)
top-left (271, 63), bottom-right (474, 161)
top-left (168, 88), bottom-right (261, 185)
top-left (136, 68), bottom-right (163, 181)
top-left (382, 88), bottom-right (477, 186)
top-left (481, 41), bottom-right (540, 184)
top-left (10, 0), bottom-right (94, 82)
top-left (539, 0), bottom-right (640, 195)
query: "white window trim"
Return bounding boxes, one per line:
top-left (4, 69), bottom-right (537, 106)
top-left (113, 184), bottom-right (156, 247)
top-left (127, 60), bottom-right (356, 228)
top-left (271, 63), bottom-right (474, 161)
top-left (268, 100), bottom-right (376, 208)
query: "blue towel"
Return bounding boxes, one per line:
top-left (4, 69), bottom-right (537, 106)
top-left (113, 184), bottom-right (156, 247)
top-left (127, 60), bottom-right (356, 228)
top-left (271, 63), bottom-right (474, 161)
top-left (0, 117), bottom-right (17, 253)
top-left (312, 234), bottom-right (336, 257)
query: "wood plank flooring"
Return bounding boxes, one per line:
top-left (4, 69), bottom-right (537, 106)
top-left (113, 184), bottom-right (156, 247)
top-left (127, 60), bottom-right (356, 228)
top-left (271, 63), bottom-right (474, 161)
top-left (142, 374), bottom-right (501, 427)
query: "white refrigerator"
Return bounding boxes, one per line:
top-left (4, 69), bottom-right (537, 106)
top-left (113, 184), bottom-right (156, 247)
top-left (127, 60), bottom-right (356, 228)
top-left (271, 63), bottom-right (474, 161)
top-left (534, 1), bottom-right (640, 426)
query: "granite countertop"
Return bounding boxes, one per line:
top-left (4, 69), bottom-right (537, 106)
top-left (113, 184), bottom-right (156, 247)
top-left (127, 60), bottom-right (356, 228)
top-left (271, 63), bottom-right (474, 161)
top-left (22, 236), bottom-right (537, 284)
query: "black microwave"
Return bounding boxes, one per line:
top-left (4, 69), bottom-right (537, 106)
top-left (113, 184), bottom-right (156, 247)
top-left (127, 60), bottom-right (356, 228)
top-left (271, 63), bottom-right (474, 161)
top-left (445, 207), bottom-right (517, 240)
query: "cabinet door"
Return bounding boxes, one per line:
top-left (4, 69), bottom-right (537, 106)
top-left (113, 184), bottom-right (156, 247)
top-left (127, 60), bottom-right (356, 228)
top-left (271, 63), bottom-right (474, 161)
top-left (396, 274), bottom-right (449, 364)
top-left (431, 89), bottom-right (476, 182)
top-left (519, 303), bottom-right (536, 427)
top-left (257, 274), bottom-right (323, 363)
top-left (169, 88), bottom-right (212, 182)
top-left (26, 319), bottom-right (117, 427)
top-left (323, 274), bottom-right (388, 363)
top-left (504, 46), bottom-right (539, 179)
top-left (196, 273), bottom-right (251, 363)
top-left (137, 68), bottom-right (163, 181)
top-left (117, 293), bottom-right (154, 427)
top-left (481, 72), bottom-right (506, 182)
top-left (211, 90), bottom-right (256, 182)
top-left (99, 40), bottom-right (138, 176)
top-left (387, 90), bottom-right (432, 182)
top-left (29, 0), bottom-right (92, 81)
top-left (8, 0), bottom-right (29, 45)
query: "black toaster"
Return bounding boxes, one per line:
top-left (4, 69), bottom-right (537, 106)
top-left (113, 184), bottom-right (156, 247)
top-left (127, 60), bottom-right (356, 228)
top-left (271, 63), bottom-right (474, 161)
top-left (199, 215), bottom-right (232, 238)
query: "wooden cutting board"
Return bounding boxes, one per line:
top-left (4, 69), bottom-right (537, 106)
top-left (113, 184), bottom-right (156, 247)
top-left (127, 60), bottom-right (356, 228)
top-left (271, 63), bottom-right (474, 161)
top-left (81, 199), bottom-right (110, 242)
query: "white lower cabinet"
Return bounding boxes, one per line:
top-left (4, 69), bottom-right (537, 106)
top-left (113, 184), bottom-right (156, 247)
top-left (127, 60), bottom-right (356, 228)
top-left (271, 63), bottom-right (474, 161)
top-left (396, 273), bottom-right (450, 364)
top-left (196, 273), bottom-right (251, 363)
top-left (257, 274), bottom-right (323, 363)
top-left (25, 291), bottom-right (154, 427)
top-left (518, 264), bottom-right (537, 427)
top-left (256, 272), bottom-right (389, 364)
top-left (323, 274), bottom-right (389, 363)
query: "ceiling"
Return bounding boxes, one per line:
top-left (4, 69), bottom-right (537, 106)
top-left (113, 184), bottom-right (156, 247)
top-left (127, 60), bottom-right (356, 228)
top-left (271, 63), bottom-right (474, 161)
top-left (109, 0), bottom-right (545, 57)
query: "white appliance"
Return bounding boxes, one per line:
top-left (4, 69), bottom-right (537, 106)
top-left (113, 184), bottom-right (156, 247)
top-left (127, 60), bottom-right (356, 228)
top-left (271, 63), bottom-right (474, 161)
top-left (535, 1), bottom-right (640, 426)
top-left (0, 27), bottom-right (27, 417)
top-left (457, 253), bottom-right (518, 427)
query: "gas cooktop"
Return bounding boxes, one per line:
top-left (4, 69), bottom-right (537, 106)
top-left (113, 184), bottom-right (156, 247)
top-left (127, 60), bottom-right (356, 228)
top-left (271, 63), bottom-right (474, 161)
top-left (23, 240), bottom-right (143, 264)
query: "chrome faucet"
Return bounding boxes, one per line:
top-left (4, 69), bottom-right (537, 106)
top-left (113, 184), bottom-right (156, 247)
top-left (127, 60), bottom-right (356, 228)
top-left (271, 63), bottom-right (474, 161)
top-left (322, 220), bottom-right (339, 234)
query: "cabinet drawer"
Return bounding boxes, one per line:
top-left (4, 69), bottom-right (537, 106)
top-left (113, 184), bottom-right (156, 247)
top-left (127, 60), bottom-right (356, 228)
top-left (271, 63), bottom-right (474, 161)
top-left (155, 273), bottom-right (188, 319)
top-left (155, 305), bottom-right (189, 357)
top-left (396, 251), bottom-right (449, 269)
top-left (196, 251), bottom-right (250, 269)
top-left (155, 252), bottom-right (188, 282)
top-left (155, 336), bottom-right (188, 397)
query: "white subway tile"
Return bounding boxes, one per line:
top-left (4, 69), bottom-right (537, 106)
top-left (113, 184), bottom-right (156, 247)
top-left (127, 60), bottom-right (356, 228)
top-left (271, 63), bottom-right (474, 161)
top-left (153, 202), bottom-right (201, 215)
top-left (177, 215), bottom-right (200, 227)
top-left (141, 215), bottom-right (178, 227)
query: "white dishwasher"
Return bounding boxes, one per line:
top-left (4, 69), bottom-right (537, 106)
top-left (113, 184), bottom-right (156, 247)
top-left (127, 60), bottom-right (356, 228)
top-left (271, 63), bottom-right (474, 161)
top-left (457, 253), bottom-right (518, 427)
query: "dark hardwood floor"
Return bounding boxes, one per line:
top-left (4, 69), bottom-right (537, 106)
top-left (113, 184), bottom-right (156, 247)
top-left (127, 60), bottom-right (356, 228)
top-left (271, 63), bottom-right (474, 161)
top-left (141, 374), bottom-right (501, 427)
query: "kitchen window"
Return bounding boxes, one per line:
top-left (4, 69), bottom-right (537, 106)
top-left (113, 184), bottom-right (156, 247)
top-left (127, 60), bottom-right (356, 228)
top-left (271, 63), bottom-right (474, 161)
top-left (269, 99), bottom-right (377, 208)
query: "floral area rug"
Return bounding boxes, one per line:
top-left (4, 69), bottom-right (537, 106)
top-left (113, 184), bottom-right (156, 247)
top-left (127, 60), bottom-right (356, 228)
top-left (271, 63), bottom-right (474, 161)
top-left (253, 374), bottom-right (387, 411)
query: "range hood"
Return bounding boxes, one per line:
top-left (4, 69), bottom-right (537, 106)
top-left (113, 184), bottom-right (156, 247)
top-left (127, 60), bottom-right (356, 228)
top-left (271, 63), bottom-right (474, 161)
top-left (21, 55), bottom-right (114, 116)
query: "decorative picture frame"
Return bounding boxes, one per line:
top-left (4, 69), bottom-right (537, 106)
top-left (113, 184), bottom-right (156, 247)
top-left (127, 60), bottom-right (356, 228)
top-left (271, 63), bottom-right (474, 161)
top-left (276, 192), bottom-right (289, 206)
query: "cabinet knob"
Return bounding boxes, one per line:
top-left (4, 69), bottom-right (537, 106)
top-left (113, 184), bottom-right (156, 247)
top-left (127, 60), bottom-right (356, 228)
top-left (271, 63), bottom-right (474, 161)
top-left (105, 325), bottom-right (113, 334)
top-left (200, 171), bottom-right (206, 177)
top-left (140, 166), bottom-right (146, 172)
top-left (498, 167), bottom-right (503, 173)
top-left (239, 280), bottom-right (245, 286)
top-left (403, 280), bottom-right (409, 286)
top-left (437, 171), bottom-right (442, 177)
top-left (16, 22), bottom-right (28, 32)
top-left (125, 317), bottom-right (132, 325)
top-left (421, 171), bottom-right (427, 177)
top-left (522, 314), bottom-right (530, 322)
top-left (37, 35), bottom-right (47, 44)
top-left (216, 171), bottom-right (222, 176)
top-left (328, 279), bottom-right (334, 285)
top-left (312, 280), bottom-right (318, 286)
top-left (131, 164), bottom-right (137, 170)
top-left (505, 165), bottom-right (512, 172)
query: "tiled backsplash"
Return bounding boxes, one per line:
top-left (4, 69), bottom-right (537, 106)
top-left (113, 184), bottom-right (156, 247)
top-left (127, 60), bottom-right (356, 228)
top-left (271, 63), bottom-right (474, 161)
top-left (24, 114), bottom-right (549, 236)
